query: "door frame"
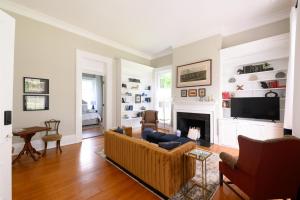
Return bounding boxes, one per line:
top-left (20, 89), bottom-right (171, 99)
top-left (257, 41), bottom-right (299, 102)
top-left (76, 49), bottom-right (113, 141)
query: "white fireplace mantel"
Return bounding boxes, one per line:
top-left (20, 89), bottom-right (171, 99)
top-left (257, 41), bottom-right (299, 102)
top-left (173, 101), bottom-right (218, 144)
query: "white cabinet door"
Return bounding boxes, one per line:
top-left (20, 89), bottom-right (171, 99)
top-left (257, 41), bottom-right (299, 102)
top-left (236, 122), bottom-right (263, 140)
top-left (0, 10), bottom-right (15, 200)
top-left (219, 119), bottom-right (238, 148)
top-left (262, 124), bottom-right (283, 140)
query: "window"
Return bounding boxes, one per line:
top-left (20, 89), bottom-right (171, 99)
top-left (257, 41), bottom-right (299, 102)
top-left (156, 68), bottom-right (172, 129)
top-left (82, 77), bottom-right (97, 110)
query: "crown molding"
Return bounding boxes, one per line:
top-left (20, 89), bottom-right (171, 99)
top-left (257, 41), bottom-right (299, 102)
top-left (0, 0), bottom-right (152, 60)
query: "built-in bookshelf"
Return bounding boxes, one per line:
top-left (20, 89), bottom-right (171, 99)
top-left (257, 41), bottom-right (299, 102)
top-left (218, 33), bottom-right (289, 148)
top-left (116, 59), bottom-right (154, 128)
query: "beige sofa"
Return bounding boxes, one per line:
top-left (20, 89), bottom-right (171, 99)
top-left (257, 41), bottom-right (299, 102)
top-left (104, 130), bottom-right (196, 198)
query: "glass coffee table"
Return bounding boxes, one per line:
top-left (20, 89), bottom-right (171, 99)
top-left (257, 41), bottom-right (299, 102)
top-left (183, 148), bottom-right (213, 200)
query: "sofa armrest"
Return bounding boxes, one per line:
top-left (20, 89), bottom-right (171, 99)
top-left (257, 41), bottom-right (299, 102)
top-left (220, 152), bottom-right (238, 170)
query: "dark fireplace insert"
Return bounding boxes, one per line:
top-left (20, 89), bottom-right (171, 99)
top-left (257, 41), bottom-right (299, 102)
top-left (177, 112), bottom-right (211, 147)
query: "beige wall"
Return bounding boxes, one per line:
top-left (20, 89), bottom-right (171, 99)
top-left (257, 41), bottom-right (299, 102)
top-left (10, 11), bottom-right (150, 143)
top-left (222, 18), bottom-right (290, 48)
top-left (151, 54), bottom-right (172, 68)
top-left (172, 35), bottom-right (222, 101)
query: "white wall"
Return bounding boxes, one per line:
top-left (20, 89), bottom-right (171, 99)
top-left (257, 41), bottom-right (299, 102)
top-left (293, 7), bottom-right (300, 138)
top-left (172, 35), bottom-right (222, 102)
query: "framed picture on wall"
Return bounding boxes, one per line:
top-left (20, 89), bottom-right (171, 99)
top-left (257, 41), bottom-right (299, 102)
top-left (24, 77), bottom-right (49, 94)
top-left (198, 88), bottom-right (206, 97)
top-left (188, 89), bottom-right (197, 97)
top-left (23, 95), bottom-right (49, 111)
top-left (181, 90), bottom-right (187, 97)
top-left (176, 59), bottom-right (212, 88)
top-left (135, 94), bottom-right (141, 103)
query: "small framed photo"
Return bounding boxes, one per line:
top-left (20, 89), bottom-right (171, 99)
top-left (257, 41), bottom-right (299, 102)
top-left (188, 89), bottom-right (197, 97)
top-left (23, 95), bottom-right (49, 111)
top-left (181, 90), bottom-right (187, 97)
top-left (198, 88), bottom-right (206, 97)
top-left (135, 94), bottom-right (141, 103)
top-left (24, 77), bottom-right (49, 94)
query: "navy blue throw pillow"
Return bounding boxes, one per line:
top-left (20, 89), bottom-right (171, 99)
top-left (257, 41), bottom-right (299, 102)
top-left (114, 127), bottom-right (123, 134)
top-left (158, 141), bottom-right (181, 150)
top-left (160, 134), bottom-right (179, 142)
top-left (176, 137), bottom-right (193, 144)
top-left (142, 128), bottom-right (154, 139)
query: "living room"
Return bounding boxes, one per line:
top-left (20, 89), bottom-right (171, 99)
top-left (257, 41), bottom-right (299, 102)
top-left (1, 0), bottom-right (300, 200)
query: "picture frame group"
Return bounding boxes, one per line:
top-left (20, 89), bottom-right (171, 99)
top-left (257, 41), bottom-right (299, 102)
top-left (23, 77), bottom-right (49, 111)
top-left (181, 88), bottom-right (206, 97)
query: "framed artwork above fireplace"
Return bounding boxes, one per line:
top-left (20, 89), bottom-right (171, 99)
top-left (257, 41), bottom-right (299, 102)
top-left (176, 59), bottom-right (212, 88)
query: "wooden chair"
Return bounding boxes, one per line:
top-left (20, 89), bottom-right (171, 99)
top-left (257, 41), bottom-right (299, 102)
top-left (42, 119), bottom-right (62, 156)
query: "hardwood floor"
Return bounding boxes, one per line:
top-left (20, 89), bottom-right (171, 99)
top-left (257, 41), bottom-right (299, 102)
top-left (13, 134), bottom-right (245, 200)
top-left (82, 126), bottom-right (103, 139)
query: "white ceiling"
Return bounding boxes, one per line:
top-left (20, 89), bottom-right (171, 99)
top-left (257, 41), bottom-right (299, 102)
top-left (2, 0), bottom-right (294, 59)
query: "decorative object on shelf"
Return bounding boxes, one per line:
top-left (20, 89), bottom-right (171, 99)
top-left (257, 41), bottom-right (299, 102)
top-left (131, 85), bottom-right (139, 90)
top-left (261, 82), bottom-right (268, 89)
top-left (136, 112), bottom-right (143, 117)
top-left (176, 59), bottom-right (212, 88)
top-left (125, 92), bottom-right (132, 96)
top-left (222, 100), bottom-right (230, 108)
top-left (181, 89), bottom-right (187, 97)
top-left (237, 69), bottom-right (244, 75)
top-left (123, 114), bottom-right (129, 119)
top-left (125, 105), bottom-right (133, 111)
top-left (122, 98), bottom-right (126, 103)
top-left (135, 94), bottom-right (141, 103)
top-left (265, 91), bottom-right (278, 97)
top-left (188, 89), bottom-right (197, 97)
top-left (24, 77), bottom-right (49, 94)
top-left (222, 92), bottom-right (231, 99)
top-left (128, 78), bottom-right (140, 83)
top-left (23, 95), bottom-right (49, 111)
top-left (248, 74), bottom-right (258, 81)
top-left (277, 80), bottom-right (286, 88)
top-left (268, 80), bottom-right (278, 88)
top-left (140, 106), bottom-right (146, 110)
top-left (275, 71), bottom-right (286, 78)
top-left (228, 77), bottom-right (236, 83)
top-left (122, 83), bottom-right (127, 88)
top-left (198, 88), bottom-right (206, 97)
top-left (144, 97), bottom-right (151, 103)
top-left (237, 62), bottom-right (273, 75)
top-left (145, 85), bottom-right (151, 90)
top-left (236, 85), bottom-right (244, 90)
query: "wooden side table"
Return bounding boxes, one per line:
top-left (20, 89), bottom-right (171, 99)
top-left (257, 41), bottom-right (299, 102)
top-left (183, 148), bottom-right (212, 200)
top-left (12, 126), bottom-right (50, 164)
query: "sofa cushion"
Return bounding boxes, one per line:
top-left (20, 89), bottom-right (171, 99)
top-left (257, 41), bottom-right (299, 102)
top-left (142, 128), bottom-right (154, 139)
top-left (146, 131), bottom-right (166, 143)
top-left (176, 137), bottom-right (193, 145)
top-left (160, 134), bottom-right (179, 142)
top-left (113, 127), bottom-right (123, 134)
top-left (158, 141), bottom-right (181, 150)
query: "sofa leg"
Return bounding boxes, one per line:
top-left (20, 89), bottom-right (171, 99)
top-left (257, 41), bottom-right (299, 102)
top-left (219, 172), bottom-right (223, 186)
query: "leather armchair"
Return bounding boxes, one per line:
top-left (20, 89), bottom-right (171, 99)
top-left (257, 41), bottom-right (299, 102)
top-left (140, 110), bottom-right (159, 132)
top-left (219, 135), bottom-right (300, 200)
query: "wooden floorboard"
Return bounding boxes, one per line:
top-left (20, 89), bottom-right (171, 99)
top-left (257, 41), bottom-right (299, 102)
top-left (13, 131), bottom-right (246, 200)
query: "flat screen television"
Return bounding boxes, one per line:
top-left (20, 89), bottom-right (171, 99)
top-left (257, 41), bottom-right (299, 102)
top-left (231, 97), bottom-right (280, 121)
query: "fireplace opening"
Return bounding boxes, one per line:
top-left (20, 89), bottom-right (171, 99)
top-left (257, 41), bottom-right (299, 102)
top-left (177, 112), bottom-right (211, 147)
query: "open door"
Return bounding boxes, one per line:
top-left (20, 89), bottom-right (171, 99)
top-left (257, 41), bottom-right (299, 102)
top-left (0, 9), bottom-right (15, 200)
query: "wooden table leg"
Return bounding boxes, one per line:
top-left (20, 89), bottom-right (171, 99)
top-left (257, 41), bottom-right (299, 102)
top-left (12, 133), bottom-right (41, 164)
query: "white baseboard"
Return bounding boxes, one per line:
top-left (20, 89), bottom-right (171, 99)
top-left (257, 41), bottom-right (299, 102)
top-left (12, 134), bottom-right (81, 155)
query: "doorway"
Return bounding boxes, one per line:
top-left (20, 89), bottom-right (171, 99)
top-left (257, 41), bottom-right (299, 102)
top-left (81, 73), bottom-right (104, 139)
top-left (76, 49), bottom-right (113, 141)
